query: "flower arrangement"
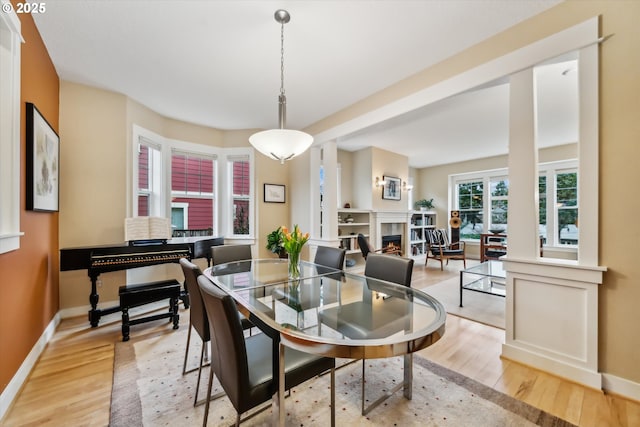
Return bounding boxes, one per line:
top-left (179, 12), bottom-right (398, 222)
top-left (281, 224), bottom-right (309, 279)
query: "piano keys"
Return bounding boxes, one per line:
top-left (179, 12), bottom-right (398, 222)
top-left (60, 236), bottom-right (224, 327)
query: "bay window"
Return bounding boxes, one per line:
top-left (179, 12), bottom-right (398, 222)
top-left (132, 126), bottom-right (253, 240)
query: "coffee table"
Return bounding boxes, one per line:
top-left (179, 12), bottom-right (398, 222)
top-left (459, 260), bottom-right (506, 307)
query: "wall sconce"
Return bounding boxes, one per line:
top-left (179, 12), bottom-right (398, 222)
top-left (375, 177), bottom-right (386, 187)
top-left (403, 181), bottom-right (413, 191)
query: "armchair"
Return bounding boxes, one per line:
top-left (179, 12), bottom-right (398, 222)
top-left (425, 228), bottom-right (466, 270)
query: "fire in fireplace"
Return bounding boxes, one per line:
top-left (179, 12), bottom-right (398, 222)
top-left (381, 234), bottom-right (402, 253)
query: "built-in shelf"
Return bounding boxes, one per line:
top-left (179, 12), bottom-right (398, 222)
top-left (337, 209), bottom-right (371, 269)
top-left (409, 210), bottom-right (436, 258)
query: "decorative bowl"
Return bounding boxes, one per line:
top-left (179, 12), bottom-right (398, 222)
top-left (489, 228), bottom-right (505, 234)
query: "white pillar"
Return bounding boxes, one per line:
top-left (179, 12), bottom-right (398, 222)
top-left (506, 68), bottom-right (540, 261)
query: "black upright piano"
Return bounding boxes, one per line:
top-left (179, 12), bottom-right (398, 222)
top-left (60, 236), bottom-right (224, 327)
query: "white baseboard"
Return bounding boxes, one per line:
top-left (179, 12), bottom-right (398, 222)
top-left (602, 372), bottom-right (640, 402)
top-left (0, 312), bottom-right (60, 421)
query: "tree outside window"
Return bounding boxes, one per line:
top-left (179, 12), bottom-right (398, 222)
top-left (458, 181), bottom-right (484, 239)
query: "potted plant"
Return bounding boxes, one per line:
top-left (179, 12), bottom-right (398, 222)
top-left (415, 198), bottom-right (434, 211)
top-left (266, 227), bottom-right (287, 258)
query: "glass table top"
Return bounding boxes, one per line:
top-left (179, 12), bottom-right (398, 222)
top-left (203, 259), bottom-right (446, 357)
top-left (462, 260), bottom-right (505, 279)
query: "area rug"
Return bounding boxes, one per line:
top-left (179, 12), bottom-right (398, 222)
top-left (110, 326), bottom-right (574, 426)
top-left (419, 276), bottom-right (505, 329)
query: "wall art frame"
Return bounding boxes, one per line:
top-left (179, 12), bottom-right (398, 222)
top-left (26, 102), bottom-right (59, 212)
top-left (264, 183), bottom-right (286, 203)
top-left (382, 175), bottom-right (401, 201)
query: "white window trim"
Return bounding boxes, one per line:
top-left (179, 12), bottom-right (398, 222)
top-left (170, 202), bottom-right (189, 230)
top-left (0, 4), bottom-right (24, 253)
top-left (131, 125), bottom-right (254, 239)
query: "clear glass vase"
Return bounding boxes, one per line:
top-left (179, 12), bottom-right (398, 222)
top-left (288, 251), bottom-right (301, 279)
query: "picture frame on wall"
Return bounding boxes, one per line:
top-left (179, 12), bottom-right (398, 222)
top-left (264, 183), bottom-right (286, 203)
top-left (26, 103), bottom-right (59, 212)
top-left (382, 175), bottom-right (401, 201)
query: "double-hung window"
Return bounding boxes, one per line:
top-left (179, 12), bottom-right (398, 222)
top-left (170, 150), bottom-right (216, 232)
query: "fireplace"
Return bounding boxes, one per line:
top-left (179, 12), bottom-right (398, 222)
top-left (381, 234), bottom-right (402, 253)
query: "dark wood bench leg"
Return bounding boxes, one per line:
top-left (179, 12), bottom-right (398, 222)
top-left (122, 307), bottom-right (130, 342)
top-left (172, 297), bottom-right (179, 330)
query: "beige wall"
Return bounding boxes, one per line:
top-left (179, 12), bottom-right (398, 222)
top-left (58, 82), bottom-right (289, 308)
top-left (302, 1), bottom-right (640, 384)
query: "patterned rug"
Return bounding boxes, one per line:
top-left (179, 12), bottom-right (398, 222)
top-left (110, 324), bottom-right (573, 426)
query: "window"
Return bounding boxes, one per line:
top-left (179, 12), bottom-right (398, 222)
top-left (556, 171), bottom-right (578, 245)
top-left (452, 160), bottom-right (577, 248)
top-left (457, 180), bottom-right (484, 239)
top-left (0, 5), bottom-right (23, 253)
top-left (132, 126), bottom-right (253, 239)
top-left (171, 150), bottom-right (215, 232)
top-left (490, 177), bottom-right (509, 230)
top-left (230, 156), bottom-right (250, 236)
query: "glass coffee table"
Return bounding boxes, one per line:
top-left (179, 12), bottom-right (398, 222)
top-left (459, 260), bottom-right (506, 307)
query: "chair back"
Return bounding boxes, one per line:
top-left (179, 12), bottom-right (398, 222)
top-left (197, 275), bottom-right (251, 413)
top-left (314, 246), bottom-right (346, 270)
top-left (357, 234), bottom-right (372, 259)
top-left (364, 253), bottom-right (414, 287)
top-left (179, 258), bottom-right (209, 341)
top-left (425, 228), bottom-right (450, 247)
top-left (211, 244), bottom-right (252, 266)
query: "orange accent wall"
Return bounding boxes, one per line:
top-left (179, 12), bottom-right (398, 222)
top-left (0, 8), bottom-right (60, 394)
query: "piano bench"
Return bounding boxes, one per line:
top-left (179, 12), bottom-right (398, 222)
top-left (118, 279), bottom-right (181, 342)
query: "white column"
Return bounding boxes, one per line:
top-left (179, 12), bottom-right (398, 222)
top-left (506, 68), bottom-right (540, 261)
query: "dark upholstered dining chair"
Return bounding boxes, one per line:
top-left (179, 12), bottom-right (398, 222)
top-left (359, 253), bottom-right (414, 413)
top-left (314, 246), bottom-right (346, 270)
top-left (211, 244), bottom-right (253, 266)
top-left (197, 275), bottom-right (335, 426)
top-left (179, 258), bottom-right (253, 406)
top-left (364, 253), bottom-right (414, 287)
top-left (357, 233), bottom-right (401, 259)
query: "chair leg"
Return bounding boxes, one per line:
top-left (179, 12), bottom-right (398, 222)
top-left (330, 367), bottom-right (335, 427)
top-left (194, 342), bottom-right (205, 406)
top-left (203, 360), bottom-right (214, 427)
top-left (182, 325), bottom-right (192, 375)
top-left (361, 360), bottom-right (366, 414)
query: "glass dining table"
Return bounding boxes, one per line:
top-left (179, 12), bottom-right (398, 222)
top-left (203, 258), bottom-right (446, 426)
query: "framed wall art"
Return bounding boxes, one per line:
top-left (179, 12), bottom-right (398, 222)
top-left (382, 175), bottom-right (401, 201)
top-left (26, 103), bottom-right (59, 212)
top-left (264, 183), bottom-right (286, 203)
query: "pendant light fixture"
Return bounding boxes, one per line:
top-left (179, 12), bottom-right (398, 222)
top-left (249, 9), bottom-right (313, 164)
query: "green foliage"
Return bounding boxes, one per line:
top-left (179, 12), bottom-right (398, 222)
top-left (266, 227), bottom-right (284, 253)
top-left (415, 198), bottom-right (434, 210)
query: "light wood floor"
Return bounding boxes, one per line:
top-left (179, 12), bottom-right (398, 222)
top-left (2, 260), bottom-right (639, 426)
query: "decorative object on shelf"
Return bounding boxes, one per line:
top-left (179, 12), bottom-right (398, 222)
top-left (345, 215), bottom-right (354, 223)
top-left (415, 198), bottom-right (434, 211)
top-left (26, 102), bottom-right (59, 212)
top-left (344, 203), bottom-right (351, 208)
top-left (248, 10), bottom-right (313, 164)
top-left (381, 176), bottom-right (401, 200)
top-left (281, 224), bottom-right (309, 279)
top-left (266, 226), bottom-right (287, 258)
top-left (489, 227), bottom-right (505, 234)
top-left (264, 183), bottom-right (285, 203)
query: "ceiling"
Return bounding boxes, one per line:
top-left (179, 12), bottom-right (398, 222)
top-left (32, 0), bottom-right (569, 168)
